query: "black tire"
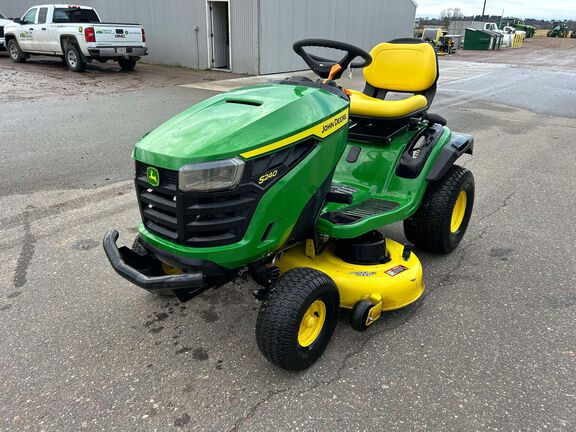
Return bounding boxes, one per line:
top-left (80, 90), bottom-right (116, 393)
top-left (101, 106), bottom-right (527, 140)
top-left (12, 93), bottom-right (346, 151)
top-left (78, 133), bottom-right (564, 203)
top-left (256, 268), bottom-right (339, 371)
top-left (350, 300), bottom-right (373, 332)
top-left (64, 44), bottom-right (86, 72)
top-left (118, 59), bottom-right (136, 71)
top-left (7, 39), bottom-right (26, 63)
top-left (404, 165), bottom-right (474, 254)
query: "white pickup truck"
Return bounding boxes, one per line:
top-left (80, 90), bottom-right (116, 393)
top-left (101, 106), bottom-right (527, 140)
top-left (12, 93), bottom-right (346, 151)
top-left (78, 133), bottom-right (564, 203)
top-left (4, 4), bottom-right (147, 72)
top-left (0, 12), bottom-right (14, 50)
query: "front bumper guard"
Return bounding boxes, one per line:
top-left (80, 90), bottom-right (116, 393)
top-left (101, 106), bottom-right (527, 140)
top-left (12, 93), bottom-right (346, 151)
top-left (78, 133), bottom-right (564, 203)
top-left (103, 229), bottom-right (207, 298)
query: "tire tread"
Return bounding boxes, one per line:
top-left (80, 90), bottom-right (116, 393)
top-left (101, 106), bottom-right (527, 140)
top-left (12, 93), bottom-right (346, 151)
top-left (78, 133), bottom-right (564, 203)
top-left (256, 267), bottom-right (339, 371)
top-left (404, 165), bottom-right (474, 254)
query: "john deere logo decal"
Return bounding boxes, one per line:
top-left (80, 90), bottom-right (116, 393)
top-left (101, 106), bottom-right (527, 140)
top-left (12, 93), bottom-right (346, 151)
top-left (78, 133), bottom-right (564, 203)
top-left (146, 167), bottom-right (160, 186)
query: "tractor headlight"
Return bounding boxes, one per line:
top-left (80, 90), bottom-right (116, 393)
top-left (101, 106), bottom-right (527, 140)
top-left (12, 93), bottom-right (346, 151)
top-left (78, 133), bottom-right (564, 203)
top-left (179, 158), bottom-right (245, 192)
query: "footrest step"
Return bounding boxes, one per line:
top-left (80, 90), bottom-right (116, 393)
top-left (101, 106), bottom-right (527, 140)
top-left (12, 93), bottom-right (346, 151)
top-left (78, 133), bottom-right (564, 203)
top-left (321, 198), bottom-right (399, 225)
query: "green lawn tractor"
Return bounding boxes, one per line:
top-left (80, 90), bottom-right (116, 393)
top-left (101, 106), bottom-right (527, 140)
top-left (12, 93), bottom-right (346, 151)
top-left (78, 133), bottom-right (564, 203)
top-left (104, 39), bottom-right (475, 371)
top-left (547, 21), bottom-right (569, 38)
top-left (503, 18), bottom-right (536, 38)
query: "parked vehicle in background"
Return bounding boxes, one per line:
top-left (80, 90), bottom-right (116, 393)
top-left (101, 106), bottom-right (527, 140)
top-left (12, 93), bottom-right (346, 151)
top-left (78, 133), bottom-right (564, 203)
top-left (3, 4), bottom-right (147, 72)
top-left (502, 18), bottom-right (535, 38)
top-left (547, 21), bottom-right (569, 38)
top-left (449, 20), bottom-right (503, 37)
top-left (502, 26), bottom-right (526, 38)
top-left (0, 11), bottom-right (14, 50)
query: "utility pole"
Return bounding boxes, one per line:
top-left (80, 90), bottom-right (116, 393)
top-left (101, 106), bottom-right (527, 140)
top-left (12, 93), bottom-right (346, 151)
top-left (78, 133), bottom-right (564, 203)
top-left (481, 0), bottom-right (487, 21)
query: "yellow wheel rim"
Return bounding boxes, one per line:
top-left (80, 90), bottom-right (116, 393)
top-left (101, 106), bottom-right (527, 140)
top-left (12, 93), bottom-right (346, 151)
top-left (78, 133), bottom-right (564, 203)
top-left (450, 191), bottom-right (467, 233)
top-left (298, 300), bottom-right (326, 347)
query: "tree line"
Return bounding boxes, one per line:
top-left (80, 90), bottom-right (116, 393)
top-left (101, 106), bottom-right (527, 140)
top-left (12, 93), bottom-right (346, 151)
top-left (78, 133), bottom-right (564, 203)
top-left (418, 14), bottom-right (575, 29)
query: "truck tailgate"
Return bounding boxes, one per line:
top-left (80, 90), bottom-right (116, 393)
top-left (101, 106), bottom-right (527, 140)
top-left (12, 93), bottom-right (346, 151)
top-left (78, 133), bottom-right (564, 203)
top-left (93, 24), bottom-right (143, 45)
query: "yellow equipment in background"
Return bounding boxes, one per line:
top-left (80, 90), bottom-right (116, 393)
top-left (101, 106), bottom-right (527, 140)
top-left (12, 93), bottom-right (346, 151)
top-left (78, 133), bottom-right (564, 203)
top-left (512, 33), bottom-right (524, 48)
top-left (422, 27), bottom-right (443, 44)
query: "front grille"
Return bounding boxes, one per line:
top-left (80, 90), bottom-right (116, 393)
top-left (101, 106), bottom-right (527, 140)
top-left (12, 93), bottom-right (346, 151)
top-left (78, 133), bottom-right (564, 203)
top-left (135, 139), bottom-right (316, 248)
top-left (0, 27), bottom-right (4, 38)
top-left (135, 162), bottom-right (261, 247)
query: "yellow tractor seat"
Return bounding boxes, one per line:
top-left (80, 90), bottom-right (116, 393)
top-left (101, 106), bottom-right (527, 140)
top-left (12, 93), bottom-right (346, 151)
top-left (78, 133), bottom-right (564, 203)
top-left (349, 89), bottom-right (428, 118)
top-left (349, 39), bottom-right (439, 121)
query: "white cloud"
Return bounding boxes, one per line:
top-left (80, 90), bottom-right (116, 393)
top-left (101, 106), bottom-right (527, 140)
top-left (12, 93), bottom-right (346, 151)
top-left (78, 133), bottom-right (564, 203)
top-left (416, 0), bottom-right (576, 20)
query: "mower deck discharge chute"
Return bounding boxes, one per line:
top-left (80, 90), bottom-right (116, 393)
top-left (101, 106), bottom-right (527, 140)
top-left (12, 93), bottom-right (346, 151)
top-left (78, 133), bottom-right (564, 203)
top-left (104, 38), bottom-right (475, 370)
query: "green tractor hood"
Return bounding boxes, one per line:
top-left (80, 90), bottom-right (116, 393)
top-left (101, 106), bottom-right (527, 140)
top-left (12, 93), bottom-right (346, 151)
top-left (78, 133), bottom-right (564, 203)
top-left (133, 83), bottom-right (348, 170)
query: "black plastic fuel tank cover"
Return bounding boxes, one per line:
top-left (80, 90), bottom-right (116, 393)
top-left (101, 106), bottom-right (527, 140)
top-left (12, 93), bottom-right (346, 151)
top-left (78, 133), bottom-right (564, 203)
top-left (335, 230), bottom-right (390, 265)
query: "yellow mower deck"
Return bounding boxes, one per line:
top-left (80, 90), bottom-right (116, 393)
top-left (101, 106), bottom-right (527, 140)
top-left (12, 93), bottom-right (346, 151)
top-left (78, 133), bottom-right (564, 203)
top-left (276, 238), bottom-right (424, 324)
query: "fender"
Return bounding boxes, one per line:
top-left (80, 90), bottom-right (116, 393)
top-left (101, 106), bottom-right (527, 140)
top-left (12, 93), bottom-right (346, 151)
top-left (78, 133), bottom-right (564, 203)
top-left (426, 133), bottom-right (474, 182)
top-left (60, 35), bottom-right (91, 62)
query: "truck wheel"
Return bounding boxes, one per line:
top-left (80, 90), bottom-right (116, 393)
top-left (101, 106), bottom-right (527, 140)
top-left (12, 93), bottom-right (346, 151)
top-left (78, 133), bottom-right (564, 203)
top-left (256, 267), bottom-right (339, 371)
top-left (118, 59), bottom-right (136, 71)
top-left (8, 40), bottom-right (26, 63)
top-left (64, 44), bottom-right (86, 72)
top-left (404, 165), bottom-right (475, 254)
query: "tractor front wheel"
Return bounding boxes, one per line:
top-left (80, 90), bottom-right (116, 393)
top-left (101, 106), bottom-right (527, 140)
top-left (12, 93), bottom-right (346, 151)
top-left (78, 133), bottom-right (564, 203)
top-left (256, 267), bottom-right (339, 371)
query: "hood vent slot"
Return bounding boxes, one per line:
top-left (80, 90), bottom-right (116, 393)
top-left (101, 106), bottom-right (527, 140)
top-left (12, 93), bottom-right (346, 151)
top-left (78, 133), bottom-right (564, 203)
top-left (225, 99), bottom-right (262, 107)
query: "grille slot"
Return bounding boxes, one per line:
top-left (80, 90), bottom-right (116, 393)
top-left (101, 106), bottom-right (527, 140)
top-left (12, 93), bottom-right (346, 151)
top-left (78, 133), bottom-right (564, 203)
top-left (0, 27), bottom-right (4, 38)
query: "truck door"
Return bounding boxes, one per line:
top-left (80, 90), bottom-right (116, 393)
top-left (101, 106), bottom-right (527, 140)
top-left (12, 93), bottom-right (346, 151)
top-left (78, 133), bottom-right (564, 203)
top-left (34, 7), bottom-right (51, 52)
top-left (19, 7), bottom-right (38, 51)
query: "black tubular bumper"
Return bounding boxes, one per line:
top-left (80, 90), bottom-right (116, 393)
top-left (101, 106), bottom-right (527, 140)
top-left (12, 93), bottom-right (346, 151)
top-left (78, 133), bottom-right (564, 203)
top-left (103, 229), bottom-right (206, 296)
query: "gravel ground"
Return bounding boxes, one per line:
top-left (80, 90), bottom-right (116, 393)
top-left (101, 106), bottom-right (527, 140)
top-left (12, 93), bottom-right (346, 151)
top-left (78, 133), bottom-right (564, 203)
top-left (0, 54), bottom-right (244, 103)
top-left (443, 36), bottom-right (576, 70)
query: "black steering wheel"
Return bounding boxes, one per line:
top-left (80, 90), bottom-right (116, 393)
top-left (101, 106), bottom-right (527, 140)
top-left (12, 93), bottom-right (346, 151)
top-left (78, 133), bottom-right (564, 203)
top-left (293, 39), bottom-right (372, 80)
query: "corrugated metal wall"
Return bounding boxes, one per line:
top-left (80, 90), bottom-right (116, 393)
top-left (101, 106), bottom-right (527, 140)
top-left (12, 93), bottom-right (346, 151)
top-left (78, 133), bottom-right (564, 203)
top-left (1, 0), bottom-right (259, 74)
top-left (229, 0), bottom-right (258, 74)
top-left (258, 0), bottom-right (417, 74)
top-left (1, 0), bottom-right (416, 75)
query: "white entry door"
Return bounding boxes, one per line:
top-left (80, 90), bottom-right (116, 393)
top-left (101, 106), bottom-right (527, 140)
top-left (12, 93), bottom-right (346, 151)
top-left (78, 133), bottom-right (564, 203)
top-left (209, 1), bottom-right (230, 69)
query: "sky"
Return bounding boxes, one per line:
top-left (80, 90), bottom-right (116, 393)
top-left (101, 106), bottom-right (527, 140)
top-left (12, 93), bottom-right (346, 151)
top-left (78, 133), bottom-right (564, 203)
top-left (415, 0), bottom-right (576, 20)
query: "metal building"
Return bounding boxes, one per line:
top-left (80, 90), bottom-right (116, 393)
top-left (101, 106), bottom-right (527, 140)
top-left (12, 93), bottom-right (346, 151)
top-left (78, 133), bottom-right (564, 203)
top-left (1, 0), bottom-right (418, 74)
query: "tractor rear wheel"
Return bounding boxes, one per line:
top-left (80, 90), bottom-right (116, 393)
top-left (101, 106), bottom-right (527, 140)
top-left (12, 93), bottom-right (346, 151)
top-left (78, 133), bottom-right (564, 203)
top-left (256, 267), bottom-right (339, 371)
top-left (404, 165), bottom-right (475, 254)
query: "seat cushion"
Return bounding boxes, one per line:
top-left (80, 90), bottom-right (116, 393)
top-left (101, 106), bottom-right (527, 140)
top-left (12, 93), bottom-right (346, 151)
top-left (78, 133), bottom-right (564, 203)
top-left (348, 89), bottom-right (428, 119)
top-left (364, 42), bottom-right (438, 92)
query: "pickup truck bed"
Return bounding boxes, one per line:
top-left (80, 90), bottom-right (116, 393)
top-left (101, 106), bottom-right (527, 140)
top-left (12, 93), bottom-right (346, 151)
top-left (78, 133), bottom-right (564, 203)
top-left (4, 4), bottom-right (147, 72)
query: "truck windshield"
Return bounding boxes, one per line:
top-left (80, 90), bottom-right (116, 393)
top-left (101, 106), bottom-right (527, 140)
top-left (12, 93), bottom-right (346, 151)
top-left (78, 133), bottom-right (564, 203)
top-left (0, 12), bottom-right (6, 19)
top-left (52, 8), bottom-right (100, 23)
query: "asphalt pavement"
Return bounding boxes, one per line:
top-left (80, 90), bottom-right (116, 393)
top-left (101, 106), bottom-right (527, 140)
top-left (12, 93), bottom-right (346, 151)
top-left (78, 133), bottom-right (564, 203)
top-left (1, 40), bottom-right (575, 431)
